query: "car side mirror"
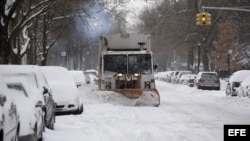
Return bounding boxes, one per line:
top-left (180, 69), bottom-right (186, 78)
top-left (0, 94), bottom-right (7, 106)
top-left (36, 100), bottom-right (43, 108)
top-left (43, 86), bottom-right (49, 94)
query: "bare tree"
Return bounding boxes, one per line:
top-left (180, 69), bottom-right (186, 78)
top-left (0, 0), bottom-right (56, 64)
top-left (137, 0), bottom-right (250, 72)
top-left (212, 21), bottom-right (243, 73)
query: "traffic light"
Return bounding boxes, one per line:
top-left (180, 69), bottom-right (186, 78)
top-left (196, 13), bottom-right (202, 26)
top-left (196, 12), bottom-right (211, 26)
top-left (205, 12), bottom-right (211, 25)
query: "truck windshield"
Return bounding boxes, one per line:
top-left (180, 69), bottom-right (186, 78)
top-left (103, 54), bottom-right (152, 75)
top-left (128, 54), bottom-right (151, 74)
top-left (104, 55), bottom-right (127, 74)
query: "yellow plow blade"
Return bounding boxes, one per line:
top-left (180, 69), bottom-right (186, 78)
top-left (96, 89), bottom-right (160, 107)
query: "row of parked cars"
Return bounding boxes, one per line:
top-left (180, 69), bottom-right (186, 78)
top-left (0, 65), bottom-right (86, 141)
top-left (155, 70), bottom-right (221, 90)
top-left (156, 70), bottom-right (195, 85)
top-left (156, 69), bottom-right (250, 97)
top-left (156, 70), bottom-right (198, 87)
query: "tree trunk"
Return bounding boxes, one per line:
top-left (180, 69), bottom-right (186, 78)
top-left (41, 14), bottom-right (48, 66)
top-left (201, 45), bottom-right (209, 71)
top-left (0, 25), bottom-right (11, 64)
top-left (41, 52), bottom-right (48, 66)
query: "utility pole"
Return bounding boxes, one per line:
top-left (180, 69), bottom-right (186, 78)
top-left (197, 42), bottom-right (201, 73)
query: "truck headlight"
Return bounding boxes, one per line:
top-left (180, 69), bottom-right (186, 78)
top-left (114, 73), bottom-right (123, 80)
top-left (134, 73), bottom-right (141, 77)
top-left (117, 73), bottom-right (123, 77)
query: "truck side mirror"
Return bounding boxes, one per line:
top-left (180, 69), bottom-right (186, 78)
top-left (153, 65), bottom-right (158, 71)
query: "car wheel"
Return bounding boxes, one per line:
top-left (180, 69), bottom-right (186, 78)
top-left (49, 114), bottom-right (55, 130)
top-left (13, 125), bottom-right (20, 141)
top-left (34, 125), bottom-right (38, 141)
top-left (43, 114), bottom-right (46, 132)
top-left (38, 126), bottom-right (43, 141)
top-left (215, 87), bottom-right (220, 90)
top-left (225, 87), bottom-right (230, 96)
top-left (45, 111), bottom-right (55, 130)
top-left (76, 104), bottom-right (84, 115)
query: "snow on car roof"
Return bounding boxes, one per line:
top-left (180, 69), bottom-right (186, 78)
top-left (0, 64), bottom-right (40, 74)
top-left (198, 71), bottom-right (218, 74)
top-left (69, 70), bottom-right (86, 84)
top-left (229, 70), bottom-right (250, 82)
top-left (0, 64), bottom-right (47, 89)
top-left (84, 69), bottom-right (98, 75)
top-left (85, 69), bottom-right (97, 72)
top-left (41, 66), bottom-right (79, 102)
top-left (0, 65), bottom-right (45, 103)
top-left (240, 75), bottom-right (250, 86)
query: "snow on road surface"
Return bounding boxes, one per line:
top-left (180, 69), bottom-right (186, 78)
top-left (44, 80), bottom-right (250, 141)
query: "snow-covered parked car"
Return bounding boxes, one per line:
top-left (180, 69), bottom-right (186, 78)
top-left (69, 70), bottom-right (86, 87)
top-left (226, 70), bottom-right (250, 96)
top-left (83, 69), bottom-right (98, 84)
top-left (0, 65), bottom-right (56, 130)
top-left (175, 70), bottom-right (192, 84)
top-left (0, 75), bottom-right (20, 141)
top-left (179, 73), bottom-right (197, 87)
top-left (5, 77), bottom-right (44, 141)
top-left (170, 71), bottom-right (180, 84)
top-left (236, 75), bottom-right (250, 97)
top-left (41, 66), bottom-right (84, 115)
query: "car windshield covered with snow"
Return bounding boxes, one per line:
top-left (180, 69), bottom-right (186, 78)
top-left (104, 54), bottom-right (152, 75)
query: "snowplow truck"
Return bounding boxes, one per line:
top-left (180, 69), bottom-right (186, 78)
top-left (98, 33), bottom-right (160, 107)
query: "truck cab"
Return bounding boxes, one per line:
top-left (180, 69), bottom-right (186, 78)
top-left (98, 33), bottom-right (160, 106)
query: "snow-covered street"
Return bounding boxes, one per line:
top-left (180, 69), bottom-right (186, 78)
top-left (43, 80), bottom-right (250, 141)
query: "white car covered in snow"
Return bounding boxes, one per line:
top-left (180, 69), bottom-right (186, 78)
top-left (236, 75), bottom-right (250, 97)
top-left (0, 65), bottom-right (56, 130)
top-left (5, 77), bottom-right (44, 141)
top-left (0, 75), bottom-right (20, 141)
top-left (226, 70), bottom-right (250, 96)
top-left (41, 66), bottom-right (84, 115)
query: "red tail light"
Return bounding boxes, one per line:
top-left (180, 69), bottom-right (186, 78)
top-left (215, 79), bottom-right (220, 83)
top-left (232, 82), bottom-right (235, 89)
top-left (199, 79), bottom-right (204, 82)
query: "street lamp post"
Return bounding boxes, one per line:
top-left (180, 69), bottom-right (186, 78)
top-left (227, 49), bottom-right (232, 76)
top-left (61, 51), bottom-right (67, 67)
top-left (197, 42), bottom-right (201, 73)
